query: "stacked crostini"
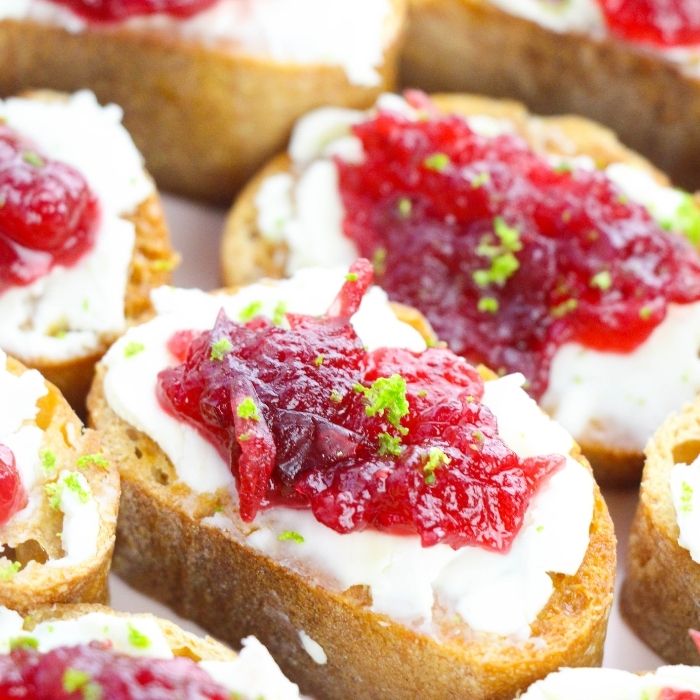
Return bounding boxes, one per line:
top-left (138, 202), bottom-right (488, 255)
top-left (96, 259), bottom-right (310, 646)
top-left (87, 262), bottom-right (615, 700)
top-left (401, 0), bottom-right (700, 191)
top-left (0, 90), bottom-right (175, 409)
top-left (0, 351), bottom-right (119, 613)
top-left (0, 0), bottom-right (406, 202)
top-left (0, 604), bottom-right (300, 698)
top-left (222, 91), bottom-right (700, 485)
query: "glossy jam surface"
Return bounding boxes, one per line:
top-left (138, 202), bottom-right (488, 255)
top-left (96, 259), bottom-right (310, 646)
top-left (0, 125), bottom-right (99, 294)
top-left (659, 691), bottom-right (700, 700)
top-left (49, 0), bottom-right (219, 21)
top-left (158, 261), bottom-right (562, 551)
top-left (336, 100), bottom-right (700, 398)
top-left (0, 643), bottom-right (230, 699)
top-left (0, 443), bottom-right (27, 526)
top-left (599, 0), bottom-right (700, 47)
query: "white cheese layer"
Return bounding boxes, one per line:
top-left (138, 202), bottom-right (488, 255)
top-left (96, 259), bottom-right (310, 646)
top-left (0, 91), bottom-right (151, 362)
top-left (520, 665), bottom-right (700, 699)
top-left (101, 269), bottom-right (594, 639)
top-left (45, 470), bottom-right (100, 568)
top-left (0, 607), bottom-right (300, 700)
top-left (0, 0), bottom-right (395, 87)
top-left (671, 454), bottom-right (700, 563)
top-left (0, 348), bottom-right (47, 528)
top-left (256, 97), bottom-right (700, 456)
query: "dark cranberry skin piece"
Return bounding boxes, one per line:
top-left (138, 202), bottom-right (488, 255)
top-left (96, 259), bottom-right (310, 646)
top-left (599, 0), bottom-right (700, 47)
top-left (0, 643), bottom-right (232, 699)
top-left (0, 443), bottom-right (27, 526)
top-left (335, 97), bottom-right (700, 398)
top-left (0, 125), bottom-right (99, 293)
top-left (158, 262), bottom-right (563, 551)
top-left (49, 0), bottom-right (219, 22)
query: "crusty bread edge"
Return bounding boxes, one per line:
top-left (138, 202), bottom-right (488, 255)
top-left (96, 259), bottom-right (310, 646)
top-left (0, 357), bottom-right (120, 613)
top-left (400, 0), bottom-right (700, 191)
top-left (18, 603), bottom-right (236, 662)
top-left (0, 0), bottom-right (406, 203)
top-left (88, 327), bottom-right (615, 699)
top-left (622, 401), bottom-right (700, 663)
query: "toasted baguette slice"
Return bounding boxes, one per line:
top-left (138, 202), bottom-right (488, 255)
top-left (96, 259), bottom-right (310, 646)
top-left (622, 400), bottom-right (700, 664)
top-left (2, 603), bottom-right (300, 698)
top-left (0, 90), bottom-right (176, 411)
top-left (87, 292), bottom-right (615, 700)
top-left (0, 1), bottom-right (406, 203)
top-left (221, 92), bottom-right (692, 485)
top-left (400, 0), bottom-right (700, 191)
top-left (0, 355), bottom-right (119, 614)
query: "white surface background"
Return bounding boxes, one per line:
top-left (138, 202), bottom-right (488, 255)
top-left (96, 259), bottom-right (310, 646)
top-left (109, 193), bottom-right (665, 673)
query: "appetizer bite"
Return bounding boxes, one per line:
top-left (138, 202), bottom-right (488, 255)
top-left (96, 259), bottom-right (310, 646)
top-left (88, 262), bottom-right (615, 700)
top-left (223, 91), bottom-right (700, 484)
top-left (0, 90), bottom-right (175, 410)
top-left (623, 397), bottom-right (700, 664)
top-left (0, 604), bottom-right (300, 699)
top-left (402, 0), bottom-right (700, 190)
top-left (0, 351), bottom-right (119, 613)
top-left (0, 0), bottom-right (406, 202)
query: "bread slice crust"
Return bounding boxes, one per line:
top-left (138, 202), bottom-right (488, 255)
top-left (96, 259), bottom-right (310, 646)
top-left (88, 340), bottom-right (615, 699)
top-left (0, 92), bottom-right (176, 410)
top-left (622, 402), bottom-right (700, 664)
top-left (0, 1), bottom-right (405, 203)
top-left (17, 603), bottom-right (237, 662)
top-left (400, 0), bottom-right (700, 191)
top-left (221, 92), bottom-right (687, 484)
top-left (0, 357), bottom-right (120, 614)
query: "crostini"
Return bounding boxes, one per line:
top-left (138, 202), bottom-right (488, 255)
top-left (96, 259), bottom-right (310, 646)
top-left (222, 91), bottom-right (700, 485)
top-left (88, 262), bottom-right (615, 700)
top-left (0, 0), bottom-right (406, 203)
top-left (401, 0), bottom-right (700, 191)
top-left (622, 398), bottom-right (700, 664)
top-left (0, 90), bottom-right (175, 410)
top-left (520, 663), bottom-right (700, 699)
top-left (0, 350), bottom-right (119, 613)
top-left (0, 604), bottom-right (300, 699)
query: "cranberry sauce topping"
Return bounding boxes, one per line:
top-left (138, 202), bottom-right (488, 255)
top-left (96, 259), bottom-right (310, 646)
top-left (659, 691), bottom-right (700, 700)
top-left (335, 97), bottom-right (700, 398)
top-left (0, 125), bottom-right (99, 294)
top-left (0, 643), bottom-right (231, 699)
top-left (599, 0), bottom-right (700, 47)
top-left (0, 443), bottom-right (27, 526)
top-left (157, 260), bottom-right (563, 551)
top-left (49, 0), bottom-right (219, 22)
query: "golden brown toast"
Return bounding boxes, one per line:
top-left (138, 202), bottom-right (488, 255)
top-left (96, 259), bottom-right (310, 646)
top-left (622, 400), bottom-right (700, 664)
top-left (400, 0), bottom-right (700, 190)
top-left (0, 1), bottom-right (406, 203)
top-left (87, 298), bottom-right (615, 700)
top-left (0, 356), bottom-right (119, 613)
top-left (1, 91), bottom-right (176, 411)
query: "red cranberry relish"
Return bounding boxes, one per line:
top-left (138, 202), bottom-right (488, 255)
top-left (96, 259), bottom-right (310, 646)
top-left (599, 0), bottom-right (700, 47)
top-left (0, 443), bottom-right (27, 526)
top-left (336, 96), bottom-right (700, 398)
top-left (157, 260), bottom-right (563, 551)
top-left (0, 125), bottom-right (99, 294)
top-left (49, 0), bottom-right (219, 22)
top-left (659, 691), bottom-right (700, 700)
top-left (0, 643), bottom-right (231, 699)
